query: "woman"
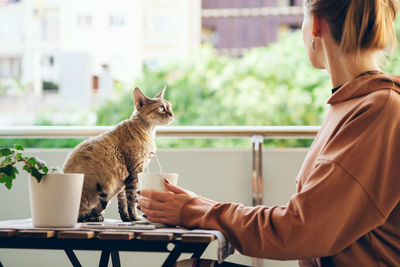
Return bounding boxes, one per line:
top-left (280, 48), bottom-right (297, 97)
top-left (138, 0), bottom-right (400, 266)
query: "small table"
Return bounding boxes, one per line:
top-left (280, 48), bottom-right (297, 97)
top-left (0, 219), bottom-right (234, 267)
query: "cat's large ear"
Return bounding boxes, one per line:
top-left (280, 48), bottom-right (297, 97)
top-left (133, 87), bottom-right (149, 110)
top-left (155, 84), bottom-right (166, 99)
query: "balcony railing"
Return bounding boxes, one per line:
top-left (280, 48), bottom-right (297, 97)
top-left (0, 125), bottom-right (319, 206)
top-left (0, 125), bottom-right (319, 138)
top-left (0, 126), bottom-right (318, 267)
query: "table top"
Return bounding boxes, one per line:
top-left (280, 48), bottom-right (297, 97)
top-left (0, 219), bottom-right (235, 262)
top-left (0, 228), bottom-right (216, 257)
top-left (0, 228), bottom-right (215, 245)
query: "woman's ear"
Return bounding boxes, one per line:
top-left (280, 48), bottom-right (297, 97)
top-left (312, 15), bottom-right (322, 37)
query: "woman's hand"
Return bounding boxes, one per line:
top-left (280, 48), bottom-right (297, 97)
top-left (137, 180), bottom-right (197, 225)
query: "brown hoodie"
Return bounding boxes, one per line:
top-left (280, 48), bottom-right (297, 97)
top-left (180, 73), bottom-right (400, 266)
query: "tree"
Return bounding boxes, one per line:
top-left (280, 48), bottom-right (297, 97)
top-left (96, 20), bottom-right (400, 148)
top-left (96, 31), bottom-right (331, 148)
top-left (5, 20), bottom-right (397, 149)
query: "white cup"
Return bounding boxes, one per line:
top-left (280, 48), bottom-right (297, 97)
top-left (137, 172), bottom-right (178, 224)
top-left (138, 172), bottom-right (178, 193)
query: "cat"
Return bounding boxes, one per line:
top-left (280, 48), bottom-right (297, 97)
top-left (62, 86), bottom-right (173, 222)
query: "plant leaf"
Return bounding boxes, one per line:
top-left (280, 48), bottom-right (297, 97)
top-left (0, 173), bottom-right (8, 183)
top-left (42, 166), bottom-right (49, 173)
top-left (23, 164), bottom-right (32, 174)
top-left (0, 165), bottom-right (15, 177)
top-left (4, 156), bottom-right (13, 164)
top-left (14, 144), bottom-right (24, 151)
top-left (0, 148), bottom-right (13, 157)
top-left (5, 180), bottom-right (12, 190)
top-left (31, 168), bottom-right (44, 183)
top-left (0, 173), bottom-right (14, 190)
top-left (16, 153), bottom-right (22, 160)
top-left (35, 158), bottom-right (46, 168)
top-left (27, 157), bottom-right (37, 166)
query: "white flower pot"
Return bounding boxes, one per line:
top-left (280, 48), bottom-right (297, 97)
top-left (29, 173), bottom-right (84, 228)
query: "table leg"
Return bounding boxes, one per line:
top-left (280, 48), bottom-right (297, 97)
top-left (64, 249), bottom-right (82, 267)
top-left (190, 243), bottom-right (209, 259)
top-left (99, 250), bottom-right (111, 267)
top-left (162, 246), bottom-right (182, 267)
top-left (111, 251), bottom-right (121, 267)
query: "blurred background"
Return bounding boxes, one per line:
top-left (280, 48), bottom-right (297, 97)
top-left (0, 0), bottom-right (399, 148)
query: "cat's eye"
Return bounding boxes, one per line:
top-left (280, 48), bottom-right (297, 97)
top-left (158, 106), bottom-right (166, 113)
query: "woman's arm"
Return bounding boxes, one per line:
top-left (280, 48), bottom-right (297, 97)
top-left (139, 161), bottom-right (385, 260)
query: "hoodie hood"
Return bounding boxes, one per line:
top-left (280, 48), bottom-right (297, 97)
top-left (328, 72), bottom-right (400, 104)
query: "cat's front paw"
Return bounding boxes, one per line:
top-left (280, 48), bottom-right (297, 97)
top-left (120, 212), bottom-right (132, 222)
top-left (79, 214), bottom-right (104, 222)
top-left (127, 207), bottom-right (139, 221)
top-left (119, 207), bottom-right (139, 221)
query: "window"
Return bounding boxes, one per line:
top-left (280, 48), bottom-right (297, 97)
top-left (109, 14), bottom-right (125, 27)
top-left (0, 58), bottom-right (20, 78)
top-left (41, 11), bottom-right (59, 41)
top-left (277, 0), bottom-right (289, 6)
top-left (77, 15), bottom-right (92, 26)
top-left (201, 26), bottom-right (219, 47)
top-left (0, 0), bottom-right (20, 4)
top-left (42, 55), bottom-right (55, 67)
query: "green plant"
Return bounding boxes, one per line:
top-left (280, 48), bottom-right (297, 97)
top-left (42, 80), bottom-right (59, 91)
top-left (95, 32), bottom-right (330, 148)
top-left (0, 145), bottom-right (49, 190)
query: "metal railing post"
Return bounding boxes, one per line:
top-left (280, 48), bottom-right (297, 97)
top-left (251, 135), bottom-right (264, 267)
top-left (252, 135), bottom-right (264, 206)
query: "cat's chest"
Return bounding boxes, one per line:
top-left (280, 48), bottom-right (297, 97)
top-left (145, 138), bottom-right (157, 167)
top-left (149, 131), bottom-right (156, 153)
top-left (123, 134), bottom-right (156, 169)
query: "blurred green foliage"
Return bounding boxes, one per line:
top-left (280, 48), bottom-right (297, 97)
top-left (96, 30), bottom-right (331, 148)
top-left (98, 31), bottom-right (332, 128)
top-left (2, 19), bottom-right (400, 149)
top-left (42, 81), bottom-right (59, 91)
top-left (0, 139), bottom-right (84, 149)
top-left (95, 20), bottom-right (400, 149)
top-left (0, 78), bottom-right (29, 97)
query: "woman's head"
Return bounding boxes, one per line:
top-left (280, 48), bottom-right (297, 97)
top-left (302, 0), bottom-right (398, 70)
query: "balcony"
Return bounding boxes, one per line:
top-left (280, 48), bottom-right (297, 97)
top-left (0, 126), bottom-right (318, 267)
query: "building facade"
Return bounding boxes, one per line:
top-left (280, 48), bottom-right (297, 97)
top-left (0, 0), bottom-right (201, 120)
top-left (201, 0), bottom-right (303, 56)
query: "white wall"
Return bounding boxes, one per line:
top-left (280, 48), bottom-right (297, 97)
top-left (0, 148), bottom-right (307, 266)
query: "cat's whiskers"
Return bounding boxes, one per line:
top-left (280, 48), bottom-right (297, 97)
top-left (170, 118), bottom-right (180, 126)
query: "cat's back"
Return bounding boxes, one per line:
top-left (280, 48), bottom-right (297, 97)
top-left (62, 125), bottom-right (124, 172)
top-left (62, 119), bottom-right (151, 172)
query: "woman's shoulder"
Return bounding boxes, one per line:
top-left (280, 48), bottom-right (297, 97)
top-left (349, 72), bottom-right (400, 110)
top-left (328, 72), bottom-right (400, 105)
top-left (363, 73), bottom-right (400, 110)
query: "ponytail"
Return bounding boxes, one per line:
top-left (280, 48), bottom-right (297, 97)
top-left (306, 0), bottom-right (399, 54)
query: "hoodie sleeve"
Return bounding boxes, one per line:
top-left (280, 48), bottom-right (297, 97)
top-left (180, 160), bottom-right (385, 260)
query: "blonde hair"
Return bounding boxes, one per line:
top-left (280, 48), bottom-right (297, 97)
top-left (305, 0), bottom-right (399, 54)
